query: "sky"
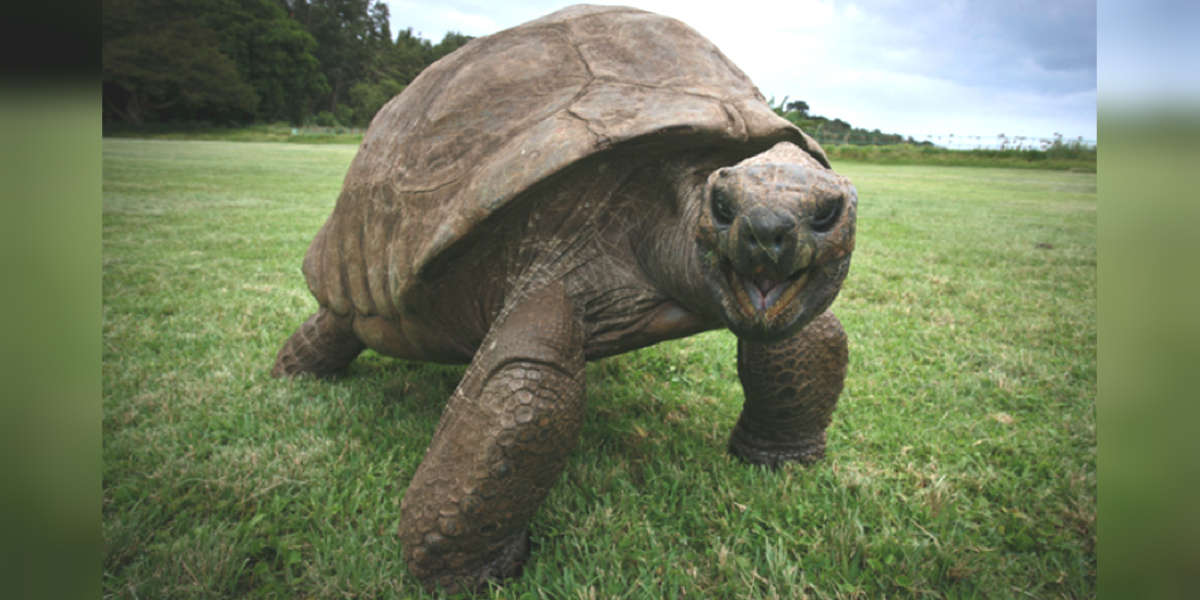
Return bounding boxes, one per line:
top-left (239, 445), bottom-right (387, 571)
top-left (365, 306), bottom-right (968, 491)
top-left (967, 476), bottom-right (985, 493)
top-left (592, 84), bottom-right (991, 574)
top-left (381, 1), bottom-right (1097, 147)
top-left (1099, 0), bottom-right (1200, 108)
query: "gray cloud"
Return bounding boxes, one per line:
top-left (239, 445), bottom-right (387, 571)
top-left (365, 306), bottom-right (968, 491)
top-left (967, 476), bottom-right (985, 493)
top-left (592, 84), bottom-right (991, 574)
top-left (841, 0), bottom-right (1095, 94)
top-left (383, 1), bottom-right (1096, 141)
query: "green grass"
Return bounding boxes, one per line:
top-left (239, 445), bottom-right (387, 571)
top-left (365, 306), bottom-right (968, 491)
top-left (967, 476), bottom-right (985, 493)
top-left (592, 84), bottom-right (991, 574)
top-left (103, 139), bottom-right (1096, 598)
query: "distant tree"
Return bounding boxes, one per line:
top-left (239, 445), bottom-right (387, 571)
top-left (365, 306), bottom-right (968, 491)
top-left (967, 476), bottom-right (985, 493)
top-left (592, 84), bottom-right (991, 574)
top-left (203, 0), bottom-right (328, 123)
top-left (762, 94), bottom-right (924, 147)
top-left (785, 99), bottom-right (809, 116)
top-left (389, 27), bottom-right (435, 83)
top-left (345, 27), bottom-right (472, 126)
top-left (432, 31), bottom-right (473, 60)
top-left (101, 0), bottom-right (472, 127)
top-left (103, 0), bottom-right (327, 124)
top-left (103, 1), bottom-right (258, 124)
top-left (347, 78), bottom-right (403, 126)
top-left (292, 0), bottom-right (376, 114)
top-left (768, 95), bottom-right (789, 116)
top-left (384, 28), bottom-right (472, 83)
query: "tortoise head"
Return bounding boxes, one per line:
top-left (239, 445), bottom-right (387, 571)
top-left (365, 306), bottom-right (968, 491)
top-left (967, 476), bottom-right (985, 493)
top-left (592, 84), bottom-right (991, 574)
top-left (696, 142), bottom-right (856, 341)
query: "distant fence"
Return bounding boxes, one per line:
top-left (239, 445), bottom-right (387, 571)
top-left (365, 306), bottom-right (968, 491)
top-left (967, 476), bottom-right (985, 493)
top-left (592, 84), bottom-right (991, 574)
top-left (289, 125), bottom-right (366, 136)
top-left (282, 126), bottom-right (1093, 151)
top-left (812, 131), bottom-right (1096, 150)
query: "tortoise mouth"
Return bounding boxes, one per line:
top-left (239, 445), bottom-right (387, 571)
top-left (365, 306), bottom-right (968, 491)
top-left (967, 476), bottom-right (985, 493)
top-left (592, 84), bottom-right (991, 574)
top-left (720, 258), bottom-right (810, 326)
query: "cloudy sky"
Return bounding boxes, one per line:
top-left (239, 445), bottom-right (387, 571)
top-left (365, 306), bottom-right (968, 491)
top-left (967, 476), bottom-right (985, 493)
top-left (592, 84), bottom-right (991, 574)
top-left (381, 1), bottom-right (1096, 146)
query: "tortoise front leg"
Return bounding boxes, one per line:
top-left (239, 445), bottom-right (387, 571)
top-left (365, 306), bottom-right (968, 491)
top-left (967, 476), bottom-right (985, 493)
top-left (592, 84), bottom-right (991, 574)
top-left (271, 308), bottom-right (364, 377)
top-left (399, 282), bottom-right (585, 593)
top-left (729, 311), bottom-right (848, 467)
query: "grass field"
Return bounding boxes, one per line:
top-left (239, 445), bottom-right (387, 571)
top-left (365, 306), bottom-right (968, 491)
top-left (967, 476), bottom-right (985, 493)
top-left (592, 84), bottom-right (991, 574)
top-left (102, 138), bottom-right (1096, 598)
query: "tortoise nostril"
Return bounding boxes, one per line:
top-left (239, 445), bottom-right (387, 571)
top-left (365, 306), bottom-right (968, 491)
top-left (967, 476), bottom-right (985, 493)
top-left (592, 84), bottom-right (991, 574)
top-left (733, 207), bottom-right (799, 279)
top-left (744, 207), bottom-right (795, 246)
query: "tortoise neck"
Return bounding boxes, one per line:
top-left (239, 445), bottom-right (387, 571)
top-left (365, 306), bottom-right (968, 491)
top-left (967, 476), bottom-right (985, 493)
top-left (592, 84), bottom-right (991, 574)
top-left (631, 164), bottom-right (722, 321)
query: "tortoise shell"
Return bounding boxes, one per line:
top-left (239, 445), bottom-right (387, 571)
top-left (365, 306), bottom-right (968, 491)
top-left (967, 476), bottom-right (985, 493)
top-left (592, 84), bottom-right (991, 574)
top-left (302, 4), bottom-right (828, 317)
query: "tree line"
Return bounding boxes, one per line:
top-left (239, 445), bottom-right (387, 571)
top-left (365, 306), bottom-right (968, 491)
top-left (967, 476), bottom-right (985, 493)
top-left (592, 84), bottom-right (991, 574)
top-left (769, 98), bottom-right (933, 147)
top-left (102, 0), bottom-right (471, 127)
top-left (101, 1), bottom-right (939, 144)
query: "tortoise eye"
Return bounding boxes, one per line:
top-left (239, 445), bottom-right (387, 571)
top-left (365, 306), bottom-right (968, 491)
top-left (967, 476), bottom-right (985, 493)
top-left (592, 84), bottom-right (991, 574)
top-left (710, 188), bottom-right (735, 227)
top-left (811, 195), bottom-right (843, 232)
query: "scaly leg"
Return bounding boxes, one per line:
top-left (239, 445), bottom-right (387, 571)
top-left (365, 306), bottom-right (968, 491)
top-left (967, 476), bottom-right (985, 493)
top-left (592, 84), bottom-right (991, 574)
top-left (271, 308), bottom-right (364, 377)
top-left (399, 282), bottom-right (585, 593)
top-left (729, 310), bottom-right (848, 467)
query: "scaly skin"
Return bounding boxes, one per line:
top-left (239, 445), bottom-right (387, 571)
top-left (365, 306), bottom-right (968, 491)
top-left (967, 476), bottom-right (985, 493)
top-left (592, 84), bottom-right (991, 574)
top-left (271, 308), bottom-right (363, 377)
top-left (729, 311), bottom-right (848, 467)
top-left (397, 282), bottom-right (585, 594)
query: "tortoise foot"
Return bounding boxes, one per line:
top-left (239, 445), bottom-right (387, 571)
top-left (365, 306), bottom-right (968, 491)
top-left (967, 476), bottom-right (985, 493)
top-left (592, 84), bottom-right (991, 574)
top-left (474, 530), bottom-right (531, 587)
top-left (730, 312), bottom-right (846, 468)
top-left (272, 309), bottom-right (363, 377)
top-left (419, 530), bottom-right (531, 594)
top-left (728, 425), bottom-right (826, 468)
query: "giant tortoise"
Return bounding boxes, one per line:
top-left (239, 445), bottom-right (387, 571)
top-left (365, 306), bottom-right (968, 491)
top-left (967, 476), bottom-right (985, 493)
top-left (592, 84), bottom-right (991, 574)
top-left (273, 4), bottom-right (857, 591)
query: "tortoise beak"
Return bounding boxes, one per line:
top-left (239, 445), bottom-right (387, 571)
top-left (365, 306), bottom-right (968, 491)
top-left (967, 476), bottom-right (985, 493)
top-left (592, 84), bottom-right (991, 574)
top-left (722, 206), bottom-right (816, 315)
top-left (726, 264), bottom-right (811, 317)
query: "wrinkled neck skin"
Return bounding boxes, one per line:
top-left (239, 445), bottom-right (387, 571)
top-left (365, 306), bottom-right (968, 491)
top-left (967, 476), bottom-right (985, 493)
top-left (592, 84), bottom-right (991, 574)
top-left (632, 164), bottom-right (723, 324)
top-left (558, 155), bottom-right (732, 361)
